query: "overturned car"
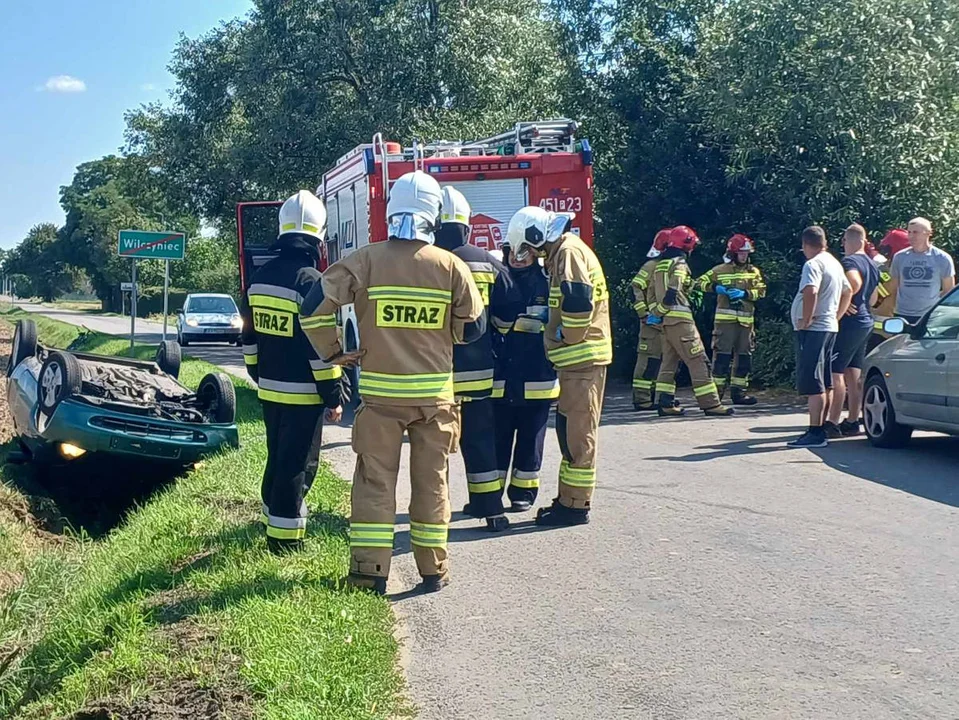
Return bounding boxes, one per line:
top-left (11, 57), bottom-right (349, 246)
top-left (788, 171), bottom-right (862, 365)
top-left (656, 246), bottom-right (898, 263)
top-left (6, 319), bottom-right (239, 466)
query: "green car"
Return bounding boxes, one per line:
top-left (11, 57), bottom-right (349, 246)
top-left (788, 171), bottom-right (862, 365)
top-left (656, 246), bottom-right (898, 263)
top-left (6, 319), bottom-right (239, 466)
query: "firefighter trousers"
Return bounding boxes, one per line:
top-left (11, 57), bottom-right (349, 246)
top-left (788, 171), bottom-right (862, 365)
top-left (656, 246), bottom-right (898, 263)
top-left (493, 401), bottom-right (551, 505)
top-left (632, 321), bottom-right (663, 405)
top-left (349, 402), bottom-right (457, 581)
top-left (711, 322), bottom-right (754, 395)
top-left (656, 322), bottom-right (721, 410)
top-left (261, 401), bottom-right (324, 547)
top-left (555, 365), bottom-right (606, 510)
top-left (459, 398), bottom-right (506, 518)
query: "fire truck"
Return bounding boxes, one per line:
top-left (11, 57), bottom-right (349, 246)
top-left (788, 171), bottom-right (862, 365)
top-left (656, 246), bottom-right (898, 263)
top-left (237, 119), bottom-right (594, 395)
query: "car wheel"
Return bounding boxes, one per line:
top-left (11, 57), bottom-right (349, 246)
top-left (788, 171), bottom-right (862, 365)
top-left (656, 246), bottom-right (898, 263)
top-left (155, 340), bottom-right (182, 379)
top-left (8, 319), bottom-right (38, 377)
top-left (38, 351), bottom-right (82, 416)
top-left (198, 372), bottom-right (237, 424)
top-left (863, 374), bottom-right (913, 448)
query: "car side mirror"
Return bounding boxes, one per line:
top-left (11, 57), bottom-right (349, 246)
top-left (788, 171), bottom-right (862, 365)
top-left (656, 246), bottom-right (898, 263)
top-left (883, 317), bottom-right (907, 335)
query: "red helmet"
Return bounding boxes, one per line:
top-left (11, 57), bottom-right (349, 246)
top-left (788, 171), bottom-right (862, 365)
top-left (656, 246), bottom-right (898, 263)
top-left (879, 229), bottom-right (910, 258)
top-left (648, 228), bottom-right (672, 258)
top-left (726, 233), bottom-right (755, 255)
top-left (668, 225), bottom-right (699, 252)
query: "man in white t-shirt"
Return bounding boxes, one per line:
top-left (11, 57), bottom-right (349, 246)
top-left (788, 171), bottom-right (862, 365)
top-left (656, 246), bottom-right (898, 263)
top-left (886, 217), bottom-right (955, 323)
top-left (787, 226), bottom-right (852, 448)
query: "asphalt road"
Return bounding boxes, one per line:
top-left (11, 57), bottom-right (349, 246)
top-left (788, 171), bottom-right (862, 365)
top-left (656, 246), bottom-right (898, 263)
top-left (20, 304), bottom-right (959, 719)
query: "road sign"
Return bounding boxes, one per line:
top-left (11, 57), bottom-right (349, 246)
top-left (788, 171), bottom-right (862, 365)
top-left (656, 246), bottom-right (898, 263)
top-left (117, 230), bottom-right (186, 261)
top-left (121, 282), bottom-right (134, 292)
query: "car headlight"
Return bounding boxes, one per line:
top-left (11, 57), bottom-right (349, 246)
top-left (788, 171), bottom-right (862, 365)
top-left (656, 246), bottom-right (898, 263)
top-left (185, 317), bottom-right (199, 327)
top-left (231, 315), bottom-right (243, 328)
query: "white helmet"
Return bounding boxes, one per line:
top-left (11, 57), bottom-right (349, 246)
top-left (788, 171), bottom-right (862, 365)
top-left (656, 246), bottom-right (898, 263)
top-left (506, 206), bottom-right (575, 260)
top-left (278, 190), bottom-right (327, 243)
top-left (387, 171), bottom-right (442, 243)
top-left (440, 186), bottom-right (472, 228)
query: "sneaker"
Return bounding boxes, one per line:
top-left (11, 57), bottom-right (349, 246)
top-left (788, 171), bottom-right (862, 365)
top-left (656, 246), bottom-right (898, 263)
top-left (420, 575), bottom-right (450, 593)
top-left (839, 419), bottom-right (862, 437)
top-left (822, 421), bottom-right (842, 439)
top-left (508, 500), bottom-right (532, 513)
top-left (786, 430), bottom-right (828, 448)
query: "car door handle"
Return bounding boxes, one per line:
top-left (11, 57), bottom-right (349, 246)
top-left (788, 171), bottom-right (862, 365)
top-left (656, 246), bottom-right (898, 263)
top-left (936, 353), bottom-right (946, 364)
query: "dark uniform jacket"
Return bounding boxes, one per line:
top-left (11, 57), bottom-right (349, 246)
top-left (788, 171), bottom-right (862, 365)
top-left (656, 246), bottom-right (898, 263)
top-left (240, 235), bottom-right (342, 408)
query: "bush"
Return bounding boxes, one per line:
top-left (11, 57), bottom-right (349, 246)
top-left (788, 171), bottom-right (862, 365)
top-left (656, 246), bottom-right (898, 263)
top-left (135, 287), bottom-right (190, 316)
top-left (752, 319), bottom-right (796, 388)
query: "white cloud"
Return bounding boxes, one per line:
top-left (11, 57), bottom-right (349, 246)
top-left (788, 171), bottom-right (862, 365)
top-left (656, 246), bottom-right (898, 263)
top-left (141, 83), bottom-right (157, 92)
top-left (40, 75), bottom-right (87, 93)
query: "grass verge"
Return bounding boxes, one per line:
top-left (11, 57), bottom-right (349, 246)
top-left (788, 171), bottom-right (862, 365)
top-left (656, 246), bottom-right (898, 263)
top-left (0, 311), bottom-right (408, 719)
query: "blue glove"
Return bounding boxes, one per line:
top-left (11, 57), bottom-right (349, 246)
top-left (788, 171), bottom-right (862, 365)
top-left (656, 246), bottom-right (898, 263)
top-left (715, 285), bottom-right (728, 295)
top-left (726, 288), bottom-right (747, 301)
top-left (646, 314), bottom-right (663, 326)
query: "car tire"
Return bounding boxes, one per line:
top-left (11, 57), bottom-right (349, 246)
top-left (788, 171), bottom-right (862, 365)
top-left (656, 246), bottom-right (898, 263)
top-left (8, 319), bottom-right (38, 377)
top-left (155, 340), bottom-right (182, 379)
top-left (38, 351), bottom-right (83, 417)
top-left (198, 372), bottom-right (236, 424)
top-left (863, 373), bottom-right (913, 448)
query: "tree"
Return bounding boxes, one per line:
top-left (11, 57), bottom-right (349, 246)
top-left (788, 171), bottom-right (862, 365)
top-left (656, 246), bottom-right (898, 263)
top-left (126, 0), bottom-right (571, 224)
top-left (4, 224), bottom-right (78, 302)
top-left (58, 155), bottom-right (200, 311)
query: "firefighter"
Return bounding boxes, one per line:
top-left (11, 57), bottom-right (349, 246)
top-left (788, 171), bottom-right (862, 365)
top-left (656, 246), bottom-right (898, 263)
top-left (631, 228), bottom-right (672, 410)
top-left (648, 225), bottom-right (735, 417)
top-left (301, 171), bottom-right (485, 595)
top-left (868, 229), bottom-right (910, 352)
top-left (695, 234), bottom-right (767, 405)
top-left (491, 239), bottom-right (558, 512)
top-left (240, 190), bottom-right (343, 555)
top-left (506, 206), bottom-right (611, 527)
top-left (434, 186), bottom-right (515, 531)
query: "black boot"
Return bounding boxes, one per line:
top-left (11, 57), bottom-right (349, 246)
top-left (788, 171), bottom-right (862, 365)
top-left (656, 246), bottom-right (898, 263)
top-left (731, 387), bottom-right (757, 405)
top-left (420, 575), bottom-right (450, 593)
top-left (462, 502), bottom-right (481, 518)
top-left (346, 574), bottom-right (387, 596)
top-left (485, 514), bottom-right (510, 532)
top-left (267, 537), bottom-right (305, 555)
top-left (535, 499), bottom-right (589, 526)
top-left (508, 499), bottom-right (532, 513)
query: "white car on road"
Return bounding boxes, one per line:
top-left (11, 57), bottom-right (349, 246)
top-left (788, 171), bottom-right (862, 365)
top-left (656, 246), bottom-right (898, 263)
top-left (862, 288), bottom-right (959, 447)
top-left (176, 293), bottom-right (243, 346)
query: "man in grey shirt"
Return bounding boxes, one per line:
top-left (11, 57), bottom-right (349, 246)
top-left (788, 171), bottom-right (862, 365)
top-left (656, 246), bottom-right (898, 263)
top-left (787, 226), bottom-right (852, 448)
top-left (888, 217), bottom-right (955, 323)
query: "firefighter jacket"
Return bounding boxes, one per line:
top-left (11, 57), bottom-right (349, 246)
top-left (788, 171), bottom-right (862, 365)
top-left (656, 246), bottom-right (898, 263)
top-left (872, 262), bottom-right (895, 328)
top-left (695, 261), bottom-right (766, 327)
top-left (630, 258), bottom-right (659, 321)
top-left (543, 232), bottom-right (613, 371)
top-left (493, 263), bottom-right (559, 404)
top-left (648, 248), bottom-right (697, 327)
top-left (436, 234), bottom-right (515, 399)
top-left (300, 239), bottom-right (486, 407)
top-left (240, 235), bottom-right (342, 408)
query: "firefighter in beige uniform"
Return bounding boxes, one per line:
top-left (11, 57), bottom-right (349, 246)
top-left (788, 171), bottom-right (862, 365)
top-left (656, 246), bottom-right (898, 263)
top-left (695, 233), bottom-right (766, 405)
top-left (506, 206), bottom-right (611, 526)
top-left (648, 225), bottom-right (734, 417)
top-left (301, 171), bottom-right (485, 595)
top-left (631, 228), bottom-right (672, 410)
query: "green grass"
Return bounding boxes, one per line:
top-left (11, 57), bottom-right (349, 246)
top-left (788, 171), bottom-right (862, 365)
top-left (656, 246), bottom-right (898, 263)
top-left (0, 307), bottom-right (80, 349)
top-left (0, 315), bottom-right (408, 719)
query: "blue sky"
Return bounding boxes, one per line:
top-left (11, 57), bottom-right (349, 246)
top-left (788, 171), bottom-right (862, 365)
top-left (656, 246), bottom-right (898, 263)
top-left (0, 0), bottom-right (253, 249)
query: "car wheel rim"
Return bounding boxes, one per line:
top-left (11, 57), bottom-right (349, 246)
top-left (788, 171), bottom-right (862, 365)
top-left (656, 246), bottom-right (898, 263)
top-left (40, 362), bottom-right (63, 408)
top-left (864, 384), bottom-right (887, 437)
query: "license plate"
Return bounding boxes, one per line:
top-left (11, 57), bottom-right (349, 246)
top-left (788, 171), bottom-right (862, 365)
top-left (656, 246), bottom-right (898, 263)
top-left (110, 436), bottom-right (182, 459)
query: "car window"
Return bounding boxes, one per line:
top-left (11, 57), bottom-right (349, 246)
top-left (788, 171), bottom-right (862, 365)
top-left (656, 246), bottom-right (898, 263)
top-left (187, 297), bottom-right (237, 314)
top-left (923, 290), bottom-right (959, 340)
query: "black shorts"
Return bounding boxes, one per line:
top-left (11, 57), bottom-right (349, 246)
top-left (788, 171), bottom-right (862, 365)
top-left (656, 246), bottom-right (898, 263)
top-left (831, 323), bottom-right (872, 373)
top-left (795, 330), bottom-right (837, 396)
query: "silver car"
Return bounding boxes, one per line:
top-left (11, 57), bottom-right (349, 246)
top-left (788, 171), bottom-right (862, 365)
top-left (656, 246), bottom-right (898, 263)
top-left (862, 288), bottom-right (959, 447)
top-left (176, 293), bottom-right (243, 346)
